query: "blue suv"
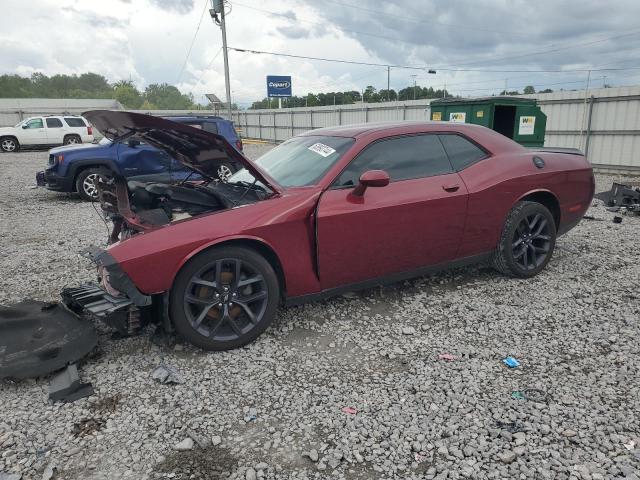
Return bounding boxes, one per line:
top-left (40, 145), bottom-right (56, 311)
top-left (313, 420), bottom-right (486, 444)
top-left (37, 115), bottom-right (243, 201)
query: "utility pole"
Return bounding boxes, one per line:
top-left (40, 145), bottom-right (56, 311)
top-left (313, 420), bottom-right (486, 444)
top-left (410, 74), bottom-right (417, 100)
top-left (387, 66), bottom-right (390, 102)
top-left (210, 0), bottom-right (232, 120)
top-left (504, 78), bottom-right (508, 94)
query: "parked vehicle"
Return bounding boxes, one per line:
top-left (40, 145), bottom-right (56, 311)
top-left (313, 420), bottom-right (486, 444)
top-left (36, 115), bottom-right (242, 201)
top-left (63, 111), bottom-right (595, 351)
top-left (0, 115), bottom-right (93, 152)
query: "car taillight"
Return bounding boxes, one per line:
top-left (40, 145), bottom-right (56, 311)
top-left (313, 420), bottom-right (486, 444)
top-left (87, 126), bottom-right (93, 136)
top-left (236, 139), bottom-right (243, 151)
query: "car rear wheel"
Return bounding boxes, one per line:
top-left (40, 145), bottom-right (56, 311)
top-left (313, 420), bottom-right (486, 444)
top-left (217, 162), bottom-right (236, 182)
top-left (170, 246), bottom-right (280, 351)
top-left (1, 137), bottom-right (19, 153)
top-left (493, 201), bottom-right (556, 278)
top-left (64, 135), bottom-right (82, 146)
top-left (75, 168), bottom-right (104, 201)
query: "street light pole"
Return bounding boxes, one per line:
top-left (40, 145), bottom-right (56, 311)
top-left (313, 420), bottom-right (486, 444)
top-left (210, 1), bottom-right (232, 120)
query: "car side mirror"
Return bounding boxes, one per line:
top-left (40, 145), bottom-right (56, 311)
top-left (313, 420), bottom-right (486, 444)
top-left (352, 170), bottom-right (390, 196)
top-left (22, 125), bottom-right (28, 129)
top-left (128, 139), bottom-right (140, 148)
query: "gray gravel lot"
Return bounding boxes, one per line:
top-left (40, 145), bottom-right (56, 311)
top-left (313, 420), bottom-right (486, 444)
top-left (1, 147), bottom-right (639, 480)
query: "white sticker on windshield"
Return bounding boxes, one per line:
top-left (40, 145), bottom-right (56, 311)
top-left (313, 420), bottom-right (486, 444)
top-left (308, 142), bottom-right (336, 157)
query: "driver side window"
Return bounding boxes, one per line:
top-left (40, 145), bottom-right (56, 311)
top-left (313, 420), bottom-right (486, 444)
top-left (24, 118), bottom-right (44, 129)
top-left (333, 134), bottom-right (453, 187)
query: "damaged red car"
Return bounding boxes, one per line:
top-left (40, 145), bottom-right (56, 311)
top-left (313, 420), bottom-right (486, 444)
top-left (63, 111), bottom-right (594, 351)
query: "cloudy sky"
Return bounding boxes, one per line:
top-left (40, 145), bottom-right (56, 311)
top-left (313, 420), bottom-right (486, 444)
top-left (3, 0), bottom-right (640, 106)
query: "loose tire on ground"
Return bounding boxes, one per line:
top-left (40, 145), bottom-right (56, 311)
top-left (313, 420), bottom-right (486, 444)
top-left (170, 246), bottom-right (280, 351)
top-left (493, 201), bottom-right (557, 278)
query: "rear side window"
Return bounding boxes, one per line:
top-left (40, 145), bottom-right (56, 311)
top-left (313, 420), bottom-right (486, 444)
top-left (46, 118), bottom-right (63, 128)
top-left (438, 134), bottom-right (487, 171)
top-left (202, 122), bottom-right (219, 134)
top-left (64, 117), bottom-right (86, 128)
top-left (335, 134), bottom-right (452, 186)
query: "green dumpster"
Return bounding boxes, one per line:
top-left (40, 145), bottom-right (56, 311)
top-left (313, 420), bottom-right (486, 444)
top-left (429, 96), bottom-right (547, 147)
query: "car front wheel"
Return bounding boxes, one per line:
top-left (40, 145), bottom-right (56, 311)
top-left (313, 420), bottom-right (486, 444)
top-left (0, 137), bottom-right (19, 153)
top-left (75, 168), bottom-right (105, 201)
top-left (493, 201), bottom-right (557, 278)
top-left (170, 246), bottom-right (280, 351)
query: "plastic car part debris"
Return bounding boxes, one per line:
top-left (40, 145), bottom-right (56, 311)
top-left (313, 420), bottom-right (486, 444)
top-left (48, 364), bottom-right (94, 403)
top-left (438, 353), bottom-right (456, 361)
top-left (151, 363), bottom-right (185, 385)
top-left (341, 407), bottom-right (358, 415)
top-left (495, 420), bottom-right (525, 433)
top-left (511, 391), bottom-right (525, 400)
top-left (613, 216), bottom-right (623, 224)
top-left (503, 356), bottom-right (520, 368)
top-left (0, 300), bottom-right (98, 380)
top-left (594, 182), bottom-right (640, 213)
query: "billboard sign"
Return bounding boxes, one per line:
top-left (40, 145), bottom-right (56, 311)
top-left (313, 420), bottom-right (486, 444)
top-left (267, 75), bottom-right (292, 97)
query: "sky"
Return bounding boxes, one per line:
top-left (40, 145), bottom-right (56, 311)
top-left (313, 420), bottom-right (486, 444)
top-left (2, 0), bottom-right (640, 107)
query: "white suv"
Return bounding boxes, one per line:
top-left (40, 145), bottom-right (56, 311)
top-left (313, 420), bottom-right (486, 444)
top-left (0, 115), bottom-right (94, 152)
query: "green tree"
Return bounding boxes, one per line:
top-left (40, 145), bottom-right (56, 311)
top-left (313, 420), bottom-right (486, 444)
top-left (144, 83), bottom-right (195, 109)
top-left (113, 81), bottom-right (143, 109)
top-left (523, 85), bottom-right (535, 94)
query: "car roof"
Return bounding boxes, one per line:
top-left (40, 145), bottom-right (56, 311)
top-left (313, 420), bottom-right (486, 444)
top-left (299, 120), bottom-right (489, 138)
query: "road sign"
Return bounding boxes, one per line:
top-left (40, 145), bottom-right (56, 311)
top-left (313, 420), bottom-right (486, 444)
top-left (267, 76), bottom-right (292, 98)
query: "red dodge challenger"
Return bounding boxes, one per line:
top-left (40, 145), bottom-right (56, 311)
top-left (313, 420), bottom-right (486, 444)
top-left (63, 111), bottom-right (594, 350)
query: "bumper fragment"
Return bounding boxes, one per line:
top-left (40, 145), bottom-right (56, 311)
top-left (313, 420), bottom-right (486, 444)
top-left (61, 283), bottom-right (140, 336)
top-left (82, 245), bottom-right (152, 307)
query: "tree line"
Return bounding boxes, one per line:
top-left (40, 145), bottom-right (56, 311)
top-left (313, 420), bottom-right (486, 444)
top-left (249, 84), bottom-right (554, 109)
top-left (0, 72), bottom-right (203, 110)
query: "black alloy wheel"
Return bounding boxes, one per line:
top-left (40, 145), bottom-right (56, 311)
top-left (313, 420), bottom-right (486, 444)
top-left (170, 247), bottom-right (279, 350)
top-left (493, 201), bottom-right (557, 278)
top-left (511, 212), bottom-right (552, 271)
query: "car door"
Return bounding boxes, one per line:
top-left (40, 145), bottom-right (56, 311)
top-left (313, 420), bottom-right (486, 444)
top-left (116, 140), bottom-right (174, 177)
top-left (316, 133), bottom-right (468, 289)
top-left (19, 117), bottom-right (47, 145)
top-left (44, 117), bottom-right (65, 144)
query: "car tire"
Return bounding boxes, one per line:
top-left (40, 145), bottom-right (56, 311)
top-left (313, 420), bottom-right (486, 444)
top-left (75, 168), bottom-right (105, 201)
top-left (63, 134), bottom-right (82, 146)
top-left (0, 137), bottom-right (19, 153)
top-left (217, 162), bottom-right (236, 182)
top-left (493, 201), bottom-right (557, 278)
top-left (170, 246), bottom-right (280, 351)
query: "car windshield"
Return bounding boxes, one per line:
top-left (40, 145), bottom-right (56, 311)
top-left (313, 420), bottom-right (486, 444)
top-left (228, 135), bottom-right (354, 188)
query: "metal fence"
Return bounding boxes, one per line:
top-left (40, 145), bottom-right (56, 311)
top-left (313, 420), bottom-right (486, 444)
top-left (2, 88), bottom-right (638, 173)
top-left (230, 86), bottom-right (640, 174)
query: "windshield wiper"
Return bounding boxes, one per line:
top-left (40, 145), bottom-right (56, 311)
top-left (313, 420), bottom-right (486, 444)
top-left (228, 179), bottom-right (267, 192)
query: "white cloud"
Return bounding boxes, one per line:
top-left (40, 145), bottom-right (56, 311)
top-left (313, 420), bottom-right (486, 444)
top-left (1, 0), bottom-right (639, 106)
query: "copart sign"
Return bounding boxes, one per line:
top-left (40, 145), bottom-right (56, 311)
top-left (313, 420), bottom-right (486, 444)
top-left (267, 75), bottom-right (292, 98)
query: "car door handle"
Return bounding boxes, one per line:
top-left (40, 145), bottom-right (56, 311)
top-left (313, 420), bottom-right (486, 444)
top-left (442, 184), bottom-right (460, 192)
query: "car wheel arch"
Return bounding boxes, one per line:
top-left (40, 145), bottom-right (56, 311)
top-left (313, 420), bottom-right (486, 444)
top-left (517, 189), bottom-right (561, 229)
top-left (71, 162), bottom-right (117, 190)
top-left (170, 236), bottom-right (287, 302)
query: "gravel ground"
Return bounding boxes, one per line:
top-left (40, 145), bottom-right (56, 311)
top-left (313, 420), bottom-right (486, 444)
top-left (1, 147), bottom-right (639, 480)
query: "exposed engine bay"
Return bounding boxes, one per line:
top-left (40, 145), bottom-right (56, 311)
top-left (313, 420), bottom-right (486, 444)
top-left (97, 174), bottom-right (271, 243)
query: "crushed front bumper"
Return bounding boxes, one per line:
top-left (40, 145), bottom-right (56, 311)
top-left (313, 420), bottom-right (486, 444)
top-left (62, 246), bottom-right (153, 336)
top-left (36, 169), bottom-right (74, 192)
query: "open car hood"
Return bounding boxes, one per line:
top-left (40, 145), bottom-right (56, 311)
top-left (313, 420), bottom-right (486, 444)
top-left (83, 110), bottom-right (280, 192)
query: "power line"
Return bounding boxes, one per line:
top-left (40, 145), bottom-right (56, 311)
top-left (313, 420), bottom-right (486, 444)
top-left (176, 0), bottom-right (210, 84)
top-left (228, 47), bottom-right (640, 73)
